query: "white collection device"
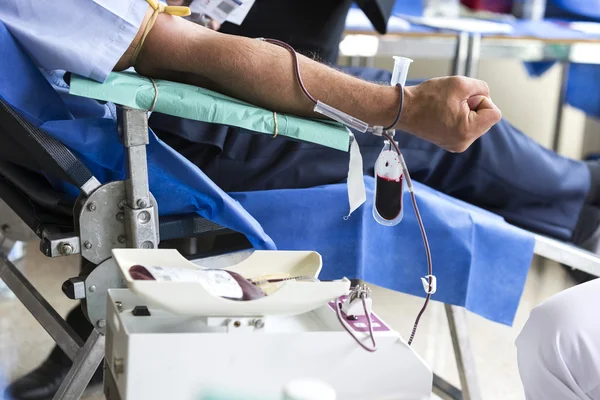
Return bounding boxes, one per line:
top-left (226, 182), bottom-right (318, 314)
top-left (103, 249), bottom-right (433, 400)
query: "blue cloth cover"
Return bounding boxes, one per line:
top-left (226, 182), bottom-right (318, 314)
top-left (232, 180), bottom-right (535, 326)
top-left (0, 21), bottom-right (535, 326)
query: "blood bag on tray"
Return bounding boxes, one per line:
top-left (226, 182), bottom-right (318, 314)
top-left (373, 140), bottom-right (404, 226)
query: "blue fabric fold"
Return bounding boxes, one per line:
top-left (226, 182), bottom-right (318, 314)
top-left (0, 20), bottom-right (536, 325)
top-left (232, 179), bottom-right (535, 326)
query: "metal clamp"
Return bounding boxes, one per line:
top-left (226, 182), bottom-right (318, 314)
top-left (124, 205), bottom-right (158, 249)
top-left (40, 233), bottom-right (81, 258)
top-left (117, 106), bottom-right (159, 250)
top-left (77, 181), bottom-right (159, 264)
top-left (83, 258), bottom-right (127, 334)
top-left (62, 277), bottom-right (86, 300)
top-left (342, 284), bottom-right (372, 318)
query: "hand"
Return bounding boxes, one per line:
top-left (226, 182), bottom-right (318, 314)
top-left (398, 76), bottom-right (502, 153)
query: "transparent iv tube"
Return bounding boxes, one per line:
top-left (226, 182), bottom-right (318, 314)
top-left (390, 56), bottom-right (413, 87)
top-left (314, 101), bottom-right (369, 133)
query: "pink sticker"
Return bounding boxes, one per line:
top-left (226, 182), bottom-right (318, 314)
top-left (329, 296), bottom-right (391, 332)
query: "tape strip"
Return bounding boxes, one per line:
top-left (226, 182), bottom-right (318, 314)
top-left (345, 133), bottom-right (366, 219)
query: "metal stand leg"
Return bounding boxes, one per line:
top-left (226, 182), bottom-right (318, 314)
top-left (445, 304), bottom-right (482, 400)
top-left (0, 256), bottom-right (83, 360)
top-left (465, 33), bottom-right (482, 79)
top-left (552, 62), bottom-right (570, 152)
top-left (433, 30), bottom-right (484, 400)
top-left (53, 329), bottom-right (105, 400)
top-left (0, 252), bottom-right (103, 400)
top-left (452, 32), bottom-right (470, 76)
top-left (433, 373), bottom-right (463, 400)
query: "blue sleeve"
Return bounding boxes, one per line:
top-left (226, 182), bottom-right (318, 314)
top-left (0, 0), bottom-right (148, 82)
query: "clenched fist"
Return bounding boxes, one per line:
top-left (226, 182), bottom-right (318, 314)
top-left (398, 76), bottom-right (502, 153)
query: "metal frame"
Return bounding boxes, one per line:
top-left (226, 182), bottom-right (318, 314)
top-left (0, 106), bottom-right (158, 400)
top-left (552, 62), bottom-right (570, 152)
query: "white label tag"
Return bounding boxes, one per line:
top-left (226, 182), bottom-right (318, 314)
top-left (189, 0), bottom-right (242, 23)
top-left (346, 134), bottom-right (366, 219)
top-left (226, 0), bottom-right (256, 25)
top-left (143, 266), bottom-right (243, 299)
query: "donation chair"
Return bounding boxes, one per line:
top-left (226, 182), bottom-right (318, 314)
top-left (0, 98), bottom-right (252, 399)
top-left (3, 22), bottom-right (600, 399)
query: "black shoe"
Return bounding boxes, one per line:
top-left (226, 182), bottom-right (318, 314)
top-left (3, 358), bottom-right (102, 400)
top-left (564, 204), bottom-right (600, 284)
top-left (4, 306), bottom-right (102, 400)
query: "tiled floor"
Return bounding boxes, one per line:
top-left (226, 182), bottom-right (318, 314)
top-left (0, 244), bottom-right (575, 400)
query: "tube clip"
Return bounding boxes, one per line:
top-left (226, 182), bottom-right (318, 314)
top-left (421, 275), bottom-right (437, 294)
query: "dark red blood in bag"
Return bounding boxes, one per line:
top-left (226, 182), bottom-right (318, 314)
top-left (129, 265), bottom-right (155, 280)
top-left (228, 272), bottom-right (265, 301)
top-left (375, 175), bottom-right (403, 220)
top-left (128, 265), bottom-right (265, 301)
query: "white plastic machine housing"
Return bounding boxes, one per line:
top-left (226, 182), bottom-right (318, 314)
top-left (104, 249), bottom-right (433, 400)
top-left (112, 248), bottom-right (351, 317)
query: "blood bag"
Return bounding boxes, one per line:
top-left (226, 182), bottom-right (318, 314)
top-left (373, 140), bottom-right (404, 226)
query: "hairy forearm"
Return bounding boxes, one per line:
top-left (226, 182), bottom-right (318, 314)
top-left (131, 13), bottom-right (406, 129)
top-left (121, 9), bottom-right (501, 152)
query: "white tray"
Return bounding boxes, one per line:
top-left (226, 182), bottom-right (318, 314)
top-left (111, 249), bottom-right (350, 317)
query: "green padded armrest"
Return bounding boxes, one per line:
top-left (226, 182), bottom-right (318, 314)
top-left (69, 72), bottom-right (350, 151)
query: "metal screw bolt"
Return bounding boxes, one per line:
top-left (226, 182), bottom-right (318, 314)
top-left (96, 319), bottom-right (106, 329)
top-left (87, 202), bottom-right (97, 212)
top-left (115, 301), bottom-right (123, 312)
top-left (233, 321), bottom-right (241, 328)
top-left (137, 199), bottom-right (148, 208)
top-left (118, 200), bottom-right (127, 209)
top-left (138, 211), bottom-right (151, 223)
top-left (141, 241), bottom-right (153, 249)
top-left (84, 241), bottom-right (92, 249)
top-left (89, 285), bottom-right (96, 293)
top-left (116, 213), bottom-right (124, 222)
top-left (118, 235), bottom-right (127, 244)
top-left (254, 319), bottom-right (264, 329)
top-left (58, 242), bottom-right (74, 256)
